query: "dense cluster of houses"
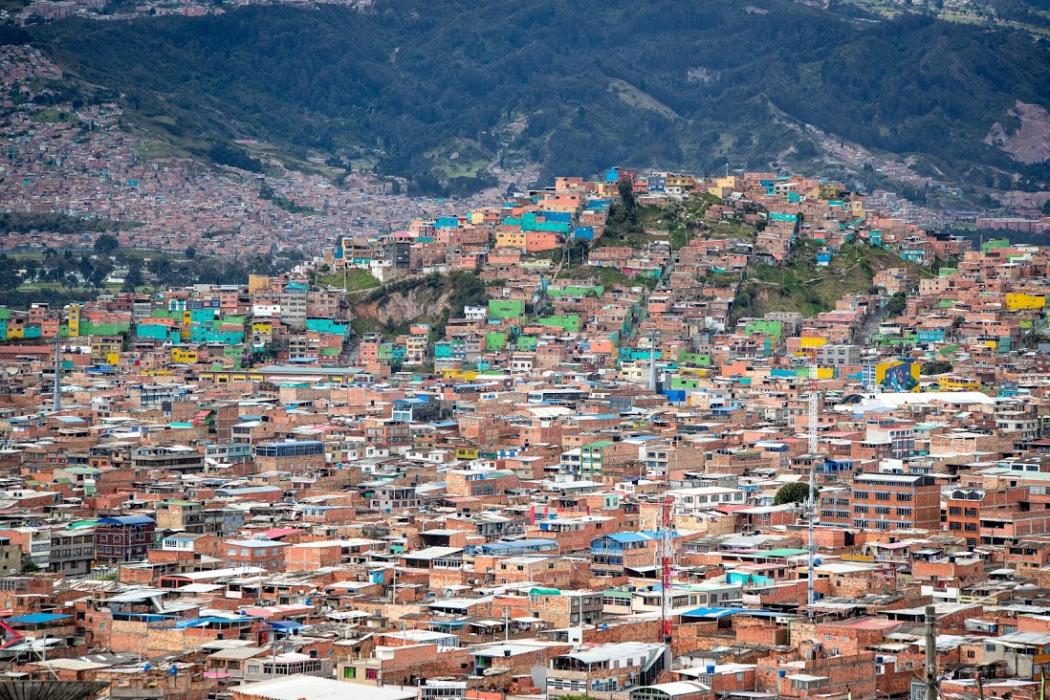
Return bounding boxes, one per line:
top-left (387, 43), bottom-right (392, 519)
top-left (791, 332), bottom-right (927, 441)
top-left (0, 165), bottom-right (1047, 700)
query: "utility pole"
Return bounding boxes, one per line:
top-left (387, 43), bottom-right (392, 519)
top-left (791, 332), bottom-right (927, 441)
top-left (660, 439), bottom-right (675, 667)
top-left (806, 352), bottom-right (818, 618)
top-left (648, 329), bottom-right (658, 392)
top-left (52, 340), bottom-right (62, 412)
top-left (925, 605), bottom-right (937, 700)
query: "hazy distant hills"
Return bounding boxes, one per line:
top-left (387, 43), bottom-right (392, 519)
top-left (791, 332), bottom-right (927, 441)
top-left (21, 0), bottom-right (1050, 200)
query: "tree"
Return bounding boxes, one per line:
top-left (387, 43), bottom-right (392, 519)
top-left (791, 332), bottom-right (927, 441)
top-left (94, 234), bottom-right (119, 255)
top-left (123, 258), bottom-right (143, 291)
top-left (921, 360), bottom-right (952, 375)
top-left (617, 179), bottom-right (636, 213)
top-left (1043, 200), bottom-right (1050, 216)
top-left (885, 291), bottom-right (907, 316)
top-left (77, 254), bottom-right (94, 281)
top-left (774, 482), bottom-right (814, 505)
top-left (185, 246), bottom-right (197, 260)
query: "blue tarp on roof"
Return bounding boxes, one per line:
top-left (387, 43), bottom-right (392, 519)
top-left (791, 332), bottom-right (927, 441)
top-left (604, 532), bottom-right (650, 544)
top-left (97, 515), bottom-right (155, 526)
top-left (175, 616), bottom-right (250, 629)
top-left (268, 620), bottom-right (303, 631)
top-left (681, 607), bottom-right (742, 619)
top-left (7, 613), bottom-right (71, 625)
top-left (472, 538), bottom-right (557, 554)
top-left (682, 607), bottom-right (783, 619)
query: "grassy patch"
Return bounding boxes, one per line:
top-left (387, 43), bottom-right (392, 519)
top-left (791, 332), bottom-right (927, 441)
top-left (732, 238), bottom-right (915, 321)
top-left (350, 316), bottom-right (410, 339)
top-left (317, 269), bottom-right (380, 292)
top-left (31, 108), bottom-right (80, 125)
top-left (270, 195), bottom-right (318, 215)
top-left (600, 194), bottom-right (729, 251)
top-left (559, 264), bottom-right (657, 289)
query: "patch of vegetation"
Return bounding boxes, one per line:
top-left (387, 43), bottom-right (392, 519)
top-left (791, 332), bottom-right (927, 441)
top-left (351, 316), bottom-right (409, 339)
top-left (0, 0), bottom-right (31, 19)
top-left (774, 482), bottom-right (814, 505)
top-left (560, 264), bottom-right (657, 290)
top-left (258, 184), bottom-right (318, 214)
top-left (600, 192), bottom-right (738, 251)
top-left (316, 269), bottom-right (380, 292)
top-left (732, 239), bottom-right (912, 321)
top-left (207, 142), bottom-right (263, 172)
top-left (31, 1), bottom-right (1050, 194)
top-left (271, 196), bottom-right (317, 215)
top-left (921, 359), bottom-right (953, 375)
top-left (885, 291), bottom-right (907, 316)
top-left (31, 108), bottom-right (81, 125)
top-left (0, 211), bottom-right (135, 234)
top-left (356, 271), bottom-right (487, 342)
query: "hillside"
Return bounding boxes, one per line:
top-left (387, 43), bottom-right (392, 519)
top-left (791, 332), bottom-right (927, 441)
top-left (731, 239), bottom-right (922, 321)
top-left (23, 0), bottom-right (1050, 199)
top-left (350, 272), bottom-right (486, 340)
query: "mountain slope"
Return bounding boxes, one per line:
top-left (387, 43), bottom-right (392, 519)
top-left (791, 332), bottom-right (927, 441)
top-left (27, 0), bottom-right (1050, 196)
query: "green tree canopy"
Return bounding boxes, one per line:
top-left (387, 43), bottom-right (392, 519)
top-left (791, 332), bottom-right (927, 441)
top-left (885, 291), bottom-right (907, 316)
top-left (94, 234), bottom-right (119, 255)
top-left (921, 360), bottom-right (953, 375)
top-left (774, 482), bottom-right (814, 505)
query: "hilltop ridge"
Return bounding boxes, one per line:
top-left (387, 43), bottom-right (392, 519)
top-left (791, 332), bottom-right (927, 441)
top-left (20, 0), bottom-right (1050, 206)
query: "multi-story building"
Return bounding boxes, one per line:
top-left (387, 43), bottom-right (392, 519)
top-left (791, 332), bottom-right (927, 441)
top-left (590, 532), bottom-right (658, 579)
top-left (254, 440), bottom-right (326, 474)
top-left (222, 538), bottom-right (289, 571)
top-left (817, 343), bottom-right (860, 368)
top-left (864, 420), bottom-right (915, 460)
top-left (547, 642), bottom-right (667, 697)
top-left (94, 515), bottom-right (156, 564)
top-left (130, 446), bottom-right (205, 474)
top-left (849, 473), bottom-right (939, 531)
top-left (48, 527), bottom-right (93, 575)
top-left (155, 499), bottom-right (236, 535)
top-left (0, 537), bottom-right (21, 576)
